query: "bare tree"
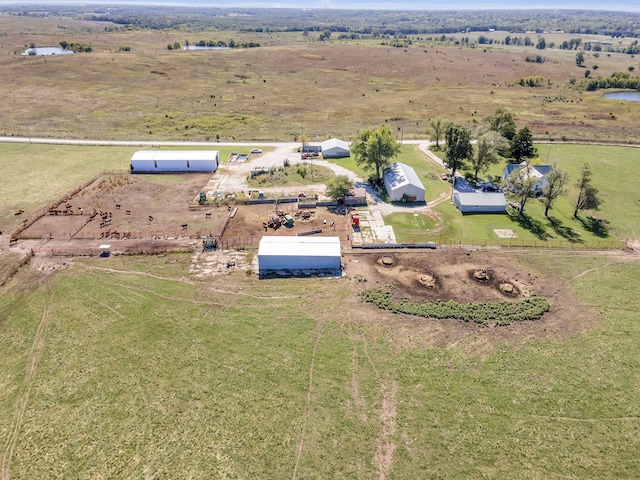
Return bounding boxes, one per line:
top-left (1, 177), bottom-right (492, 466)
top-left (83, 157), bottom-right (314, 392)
top-left (542, 167), bottom-right (569, 217)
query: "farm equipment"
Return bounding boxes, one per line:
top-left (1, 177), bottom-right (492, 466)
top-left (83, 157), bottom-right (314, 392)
top-left (202, 236), bottom-right (217, 250)
top-left (283, 214), bottom-right (294, 227)
top-left (267, 216), bottom-right (282, 229)
top-left (198, 191), bottom-right (207, 205)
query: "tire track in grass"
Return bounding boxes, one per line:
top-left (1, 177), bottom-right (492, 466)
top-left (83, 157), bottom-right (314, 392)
top-left (361, 333), bottom-right (398, 480)
top-left (374, 379), bottom-right (398, 480)
top-left (291, 317), bottom-right (327, 480)
top-left (1, 286), bottom-right (52, 480)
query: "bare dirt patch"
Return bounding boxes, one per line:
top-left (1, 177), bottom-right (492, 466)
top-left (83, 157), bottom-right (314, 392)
top-left (364, 250), bottom-right (532, 303)
top-left (220, 203), bottom-right (350, 248)
top-left (343, 248), bottom-right (600, 353)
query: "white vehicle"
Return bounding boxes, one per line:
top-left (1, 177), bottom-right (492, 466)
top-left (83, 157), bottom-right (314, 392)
top-left (250, 148), bottom-right (262, 154)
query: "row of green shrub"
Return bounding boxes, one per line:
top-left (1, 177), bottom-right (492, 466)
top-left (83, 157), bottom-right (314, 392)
top-left (359, 288), bottom-right (550, 326)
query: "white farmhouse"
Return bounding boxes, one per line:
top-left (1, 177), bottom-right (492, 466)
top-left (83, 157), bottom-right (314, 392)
top-left (130, 150), bottom-right (219, 173)
top-left (383, 162), bottom-right (426, 202)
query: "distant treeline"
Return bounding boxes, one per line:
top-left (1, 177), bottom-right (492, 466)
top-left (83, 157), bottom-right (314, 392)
top-left (5, 4), bottom-right (640, 38)
top-left (184, 39), bottom-right (260, 48)
top-left (583, 71), bottom-right (640, 91)
top-left (59, 40), bottom-right (92, 53)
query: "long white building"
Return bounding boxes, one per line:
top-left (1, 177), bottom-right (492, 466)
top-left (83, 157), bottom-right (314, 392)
top-left (258, 236), bottom-right (342, 277)
top-left (130, 150), bottom-right (219, 173)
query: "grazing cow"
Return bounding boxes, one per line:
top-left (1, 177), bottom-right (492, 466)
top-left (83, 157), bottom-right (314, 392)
top-left (148, 215), bottom-right (153, 221)
top-left (181, 224), bottom-right (188, 230)
top-left (126, 210), bottom-right (131, 215)
top-left (205, 212), bottom-right (212, 219)
top-left (115, 204), bottom-right (121, 210)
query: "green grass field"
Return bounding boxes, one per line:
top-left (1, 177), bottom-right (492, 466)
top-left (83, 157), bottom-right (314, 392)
top-left (2, 250), bottom-right (640, 478)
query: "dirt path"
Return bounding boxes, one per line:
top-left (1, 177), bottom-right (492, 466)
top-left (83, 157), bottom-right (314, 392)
top-left (374, 379), bottom-right (398, 480)
top-left (1, 288), bottom-right (52, 480)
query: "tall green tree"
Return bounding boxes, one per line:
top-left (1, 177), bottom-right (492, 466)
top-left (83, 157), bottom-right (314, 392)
top-left (428, 118), bottom-right (447, 149)
top-left (444, 124), bottom-right (473, 193)
top-left (470, 133), bottom-right (499, 182)
top-left (507, 168), bottom-right (537, 216)
top-left (542, 167), bottom-right (569, 217)
top-left (325, 175), bottom-right (354, 202)
top-left (573, 163), bottom-right (601, 218)
top-left (352, 125), bottom-right (401, 185)
top-left (510, 127), bottom-right (537, 163)
top-left (576, 50), bottom-right (585, 66)
top-left (488, 108), bottom-right (517, 141)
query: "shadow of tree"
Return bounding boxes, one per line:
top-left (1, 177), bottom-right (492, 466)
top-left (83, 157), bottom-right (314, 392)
top-left (547, 216), bottom-right (584, 243)
top-left (507, 210), bottom-right (551, 240)
top-left (577, 215), bottom-right (610, 238)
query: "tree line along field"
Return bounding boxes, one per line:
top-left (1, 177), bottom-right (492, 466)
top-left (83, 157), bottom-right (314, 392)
top-left (1, 12), bottom-right (640, 143)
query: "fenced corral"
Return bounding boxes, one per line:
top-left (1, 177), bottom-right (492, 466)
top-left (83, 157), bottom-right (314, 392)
top-left (15, 172), bottom-right (226, 242)
top-left (10, 170), bottom-right (125, 240)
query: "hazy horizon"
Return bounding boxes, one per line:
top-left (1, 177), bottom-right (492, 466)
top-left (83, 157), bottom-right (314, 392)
top-left (1, 0), bottom-right (639, 12)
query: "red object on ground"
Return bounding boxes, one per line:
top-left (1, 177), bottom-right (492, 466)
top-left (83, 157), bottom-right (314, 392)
top-left (351, 213), bottom-right (360, 226)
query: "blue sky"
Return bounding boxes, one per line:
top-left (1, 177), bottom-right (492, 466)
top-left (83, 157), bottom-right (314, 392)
top-left (1, 0), bottom-right (639, 12)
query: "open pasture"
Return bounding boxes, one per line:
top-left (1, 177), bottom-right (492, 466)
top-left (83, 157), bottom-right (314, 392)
top-left (1, 14), bottom-right (640, 143)
top-left (1, 246), bottom-right (640, 478)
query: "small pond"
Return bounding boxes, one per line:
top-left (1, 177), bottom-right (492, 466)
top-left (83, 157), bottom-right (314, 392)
top-left (22, 47), bottom-right (74, 56)
top-left (183, 46), bottom-right (231, 51)
top-left (603, 91), bottom-right (640, 101)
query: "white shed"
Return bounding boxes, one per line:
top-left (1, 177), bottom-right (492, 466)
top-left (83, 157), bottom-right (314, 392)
top-left (383, 162), bottom-right (426, 202)
top-left (130, 150), bottom-right (219, 173)
top-left (453, 192), bottom-right (507, 214)
top-left (258, 236), bottom-right (341, 277)
top-left (321, 138), bottom-right (350, 158)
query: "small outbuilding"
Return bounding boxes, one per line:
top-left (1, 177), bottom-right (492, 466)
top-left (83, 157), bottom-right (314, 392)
top-left (130, 150), bottom-right (219, 173)
top-left (320, 138), bottom-right (350, 158)
top-left (345, 187), bottom-right (367, 206)
top-left (258, 236), bottom-right (341, 277)
top-left (453, 192), bottom-right (507, 214)
top-left (383, 162), bottom-right (426, 202)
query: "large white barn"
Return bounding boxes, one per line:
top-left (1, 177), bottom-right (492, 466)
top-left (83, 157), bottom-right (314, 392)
top-left (258, 236), bottom-right (341, 277)
top-left (320, 138), bottom-right (350, 158)
top-left (383, 162), bottom-right (426, 202)
top-left (130, 150), bottom-right (219, 173)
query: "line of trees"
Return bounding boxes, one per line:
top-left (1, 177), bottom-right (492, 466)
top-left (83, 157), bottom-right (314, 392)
top-left (59, 41), bottom-right (92, 53)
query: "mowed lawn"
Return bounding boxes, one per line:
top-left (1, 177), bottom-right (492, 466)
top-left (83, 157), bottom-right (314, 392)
top-left (1, 250), bottom-right (640, 478)
top-left (387, 144), bottom-right (639, 247)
